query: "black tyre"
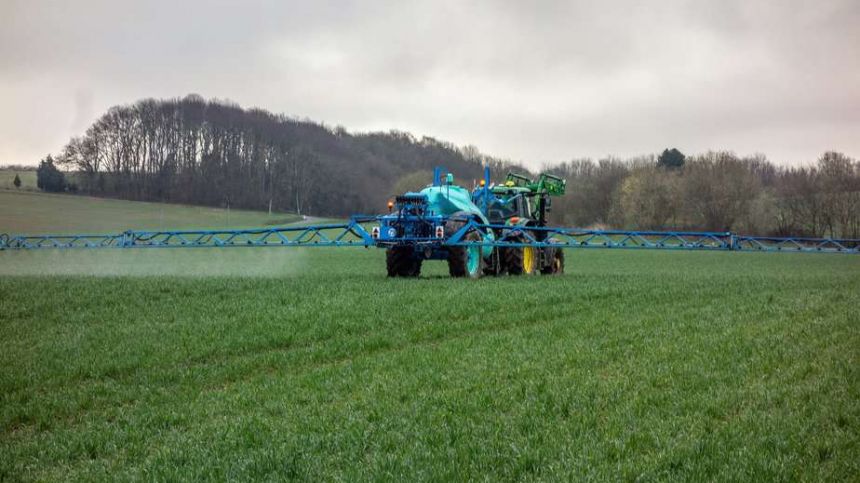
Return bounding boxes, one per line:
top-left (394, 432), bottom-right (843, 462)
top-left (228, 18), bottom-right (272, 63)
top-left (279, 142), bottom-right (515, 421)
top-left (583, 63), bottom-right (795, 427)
top-left (406, 257), bottom-right (423, 277)
top-left (386, 247), bottom-right (422, 277)
top-left (446, 219), bottom-right (483, 278)
top-left (503, 236), bottom-right (538, 276)
top-left (540, 238), bottom-right (565, 275)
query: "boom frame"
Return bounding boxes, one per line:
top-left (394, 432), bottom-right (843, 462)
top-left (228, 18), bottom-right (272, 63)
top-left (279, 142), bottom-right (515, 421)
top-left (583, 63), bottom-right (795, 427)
top-left (2, 219), bottom-right (857, 254)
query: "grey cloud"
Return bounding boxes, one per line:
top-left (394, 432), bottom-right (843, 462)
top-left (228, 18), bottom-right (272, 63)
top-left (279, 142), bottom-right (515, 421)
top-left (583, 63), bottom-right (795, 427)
top-left (0, 0), bottom-right (857, 166)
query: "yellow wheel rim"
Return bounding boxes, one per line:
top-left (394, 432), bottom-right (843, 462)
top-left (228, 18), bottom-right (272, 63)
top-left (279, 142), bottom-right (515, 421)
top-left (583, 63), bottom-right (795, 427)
top-left (523, 246), bottom-right (536, 274)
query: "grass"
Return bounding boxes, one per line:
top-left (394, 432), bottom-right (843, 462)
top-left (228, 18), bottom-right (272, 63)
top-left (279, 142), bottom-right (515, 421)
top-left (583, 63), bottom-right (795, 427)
top-left (0, 195), bottom-right (858, 481)
top-left (0, 170), bottom-right (37, 191)
top-left (0, 190), bottom-right (301, 234)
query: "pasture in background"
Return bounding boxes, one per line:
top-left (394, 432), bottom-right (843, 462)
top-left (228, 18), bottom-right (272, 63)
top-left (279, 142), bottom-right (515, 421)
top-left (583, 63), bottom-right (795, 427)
top-left (0, 190), bottom-right (301, 235)
top-left (0, 169), bottom-right (36, 191)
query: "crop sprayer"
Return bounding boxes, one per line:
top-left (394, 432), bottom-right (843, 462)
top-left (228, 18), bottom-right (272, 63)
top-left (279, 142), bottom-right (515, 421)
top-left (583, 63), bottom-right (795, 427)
top-left (1, 167), bottom-right (858, 277)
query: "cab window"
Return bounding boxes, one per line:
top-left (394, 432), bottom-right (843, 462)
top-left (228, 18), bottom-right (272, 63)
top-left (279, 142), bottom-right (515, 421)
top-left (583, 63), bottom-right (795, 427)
top-left (488, 195), bottom-right (530, 222)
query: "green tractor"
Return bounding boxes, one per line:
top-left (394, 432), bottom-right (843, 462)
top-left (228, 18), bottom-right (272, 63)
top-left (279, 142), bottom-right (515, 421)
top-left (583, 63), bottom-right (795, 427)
top-left (478, 171), bottom-right (566, 276)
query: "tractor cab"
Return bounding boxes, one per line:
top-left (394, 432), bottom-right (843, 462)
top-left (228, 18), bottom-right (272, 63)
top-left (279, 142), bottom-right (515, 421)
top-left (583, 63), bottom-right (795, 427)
top-left (486, 186), bottom-right (532, 224)
top-left (477, 171), bottom-right (565, 227)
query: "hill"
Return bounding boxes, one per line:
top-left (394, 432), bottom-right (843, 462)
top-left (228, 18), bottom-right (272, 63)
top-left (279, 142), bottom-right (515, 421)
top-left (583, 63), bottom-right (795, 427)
top-left (0, 190), bottom-right (300, 235)
top-left (56, 95), bottom-right (518, 217)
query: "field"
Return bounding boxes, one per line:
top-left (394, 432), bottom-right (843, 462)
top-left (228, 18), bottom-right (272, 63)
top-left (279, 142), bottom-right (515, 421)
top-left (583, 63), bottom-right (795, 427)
top-left (0, 190), bottom-right (301, 234)
top-left (1, 193), bottom-right (859, 481)
top-left (0, 170), bottom-right (37, 191)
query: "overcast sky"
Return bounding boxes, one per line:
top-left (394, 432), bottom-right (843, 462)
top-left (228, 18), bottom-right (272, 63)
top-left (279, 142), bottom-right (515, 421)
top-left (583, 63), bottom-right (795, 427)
top-left (1, 0), bottom-right (858, 168)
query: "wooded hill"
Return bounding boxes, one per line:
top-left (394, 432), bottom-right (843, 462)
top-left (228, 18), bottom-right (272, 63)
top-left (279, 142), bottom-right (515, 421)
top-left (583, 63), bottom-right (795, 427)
top-left (55, 95), bottom-right (518, 216)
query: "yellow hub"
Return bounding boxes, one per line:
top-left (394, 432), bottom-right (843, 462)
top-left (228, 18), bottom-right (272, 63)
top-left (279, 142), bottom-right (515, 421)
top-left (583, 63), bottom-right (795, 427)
top-left (523, 246), bottom-right (537, 274)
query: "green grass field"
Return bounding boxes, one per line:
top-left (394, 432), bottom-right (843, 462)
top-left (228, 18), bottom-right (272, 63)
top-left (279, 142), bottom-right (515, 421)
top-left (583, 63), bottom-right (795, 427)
top-left (0, 170), bottom-right (37, 191)
top-left (0, 190), bottom-right (301, 234)
top-left (1, 194), bottom-right (858, 481)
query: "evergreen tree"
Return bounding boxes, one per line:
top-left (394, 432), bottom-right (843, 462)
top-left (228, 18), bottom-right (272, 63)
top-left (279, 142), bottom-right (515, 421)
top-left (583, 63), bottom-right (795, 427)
top-left (36, 155), bottom-right (66, 192)
top-left (657, 148), bottom-right (686, 170)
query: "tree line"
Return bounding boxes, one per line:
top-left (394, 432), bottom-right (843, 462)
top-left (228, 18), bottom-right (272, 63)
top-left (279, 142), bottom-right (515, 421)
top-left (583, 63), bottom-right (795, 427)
top-left (51, 96), bottom-right (859, 238)
top-left (546, 150), bottom-right (860, 238)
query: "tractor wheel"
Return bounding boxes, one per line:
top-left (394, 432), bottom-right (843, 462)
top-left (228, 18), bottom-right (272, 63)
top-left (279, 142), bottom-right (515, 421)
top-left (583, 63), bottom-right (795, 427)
top-left (503, 237), bottom-right (538, 275)
top-left (540, 238), bottom-right (565, 275)
top-left (446, 220), bottom-right (483, 278)
top-left (407, 257), bottom-right (423, 277)
top-left (386, 247), bottom-right (421, 277)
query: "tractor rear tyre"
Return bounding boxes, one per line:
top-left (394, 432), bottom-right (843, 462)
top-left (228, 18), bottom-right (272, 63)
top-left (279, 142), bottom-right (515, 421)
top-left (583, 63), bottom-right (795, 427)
top-left (446, 220), bottom-right (483, 278)
top-left (386, 247), bottom-right (422, 277)
top-left (503, 237), bottom-right (537, 275)
top-left (540, 238), bottom-right (565, 275)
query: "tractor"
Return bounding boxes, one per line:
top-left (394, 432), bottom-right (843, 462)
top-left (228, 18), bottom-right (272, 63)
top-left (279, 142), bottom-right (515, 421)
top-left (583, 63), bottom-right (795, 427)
top-left (372, 168), bottom-right (566, 278)
top-left (476, 171), bottom-right (566, 277)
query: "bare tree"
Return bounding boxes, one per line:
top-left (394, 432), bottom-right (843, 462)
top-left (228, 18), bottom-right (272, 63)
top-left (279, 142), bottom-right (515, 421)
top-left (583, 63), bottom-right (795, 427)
top-left (681, 152), bottom-right (760, 231)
